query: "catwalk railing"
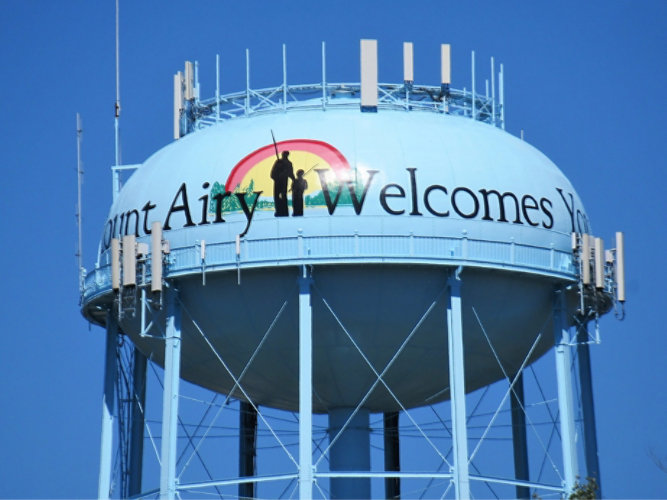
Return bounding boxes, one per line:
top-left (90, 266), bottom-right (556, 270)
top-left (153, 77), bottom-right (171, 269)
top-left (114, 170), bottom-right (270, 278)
top-left (83, 233), bottom-right (574, 302)
top-left (180, 81), bottom-right (504, 136)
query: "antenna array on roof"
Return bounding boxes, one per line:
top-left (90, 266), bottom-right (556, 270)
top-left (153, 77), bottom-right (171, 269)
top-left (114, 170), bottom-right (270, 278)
top-left (171, 40), bottom-right (506, 139)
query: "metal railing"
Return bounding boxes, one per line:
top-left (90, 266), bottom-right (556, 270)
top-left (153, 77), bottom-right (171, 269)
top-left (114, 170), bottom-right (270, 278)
top-left (184, 82), bottom-right (502, 135)
top-left (82, 233), bottom-right (574, 303)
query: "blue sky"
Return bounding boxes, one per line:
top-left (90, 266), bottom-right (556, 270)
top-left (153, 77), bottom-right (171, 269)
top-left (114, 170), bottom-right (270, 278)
top-left (0, 1), bottom-right (665, 498)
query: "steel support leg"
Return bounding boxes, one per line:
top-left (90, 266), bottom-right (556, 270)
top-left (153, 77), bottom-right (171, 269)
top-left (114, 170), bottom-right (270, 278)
top-left (553, 289), bottom-right (578, 493)
top-left (98, 313), bottom-right (118, 500)
top-left (577, 323), bottom-right (601, 497)
top-left (447, 273), bottom-right (470, 499)
top-left (239, 401), bottom-right (258, 499)
top-left (160, 287), bottom-right (182, 500)
top-left (510, 372), bottom-right (530, 499)
top-left (384, 411), bottom-right (400, 499)
top-left (328, 408), bottom-right (371, 499)
top-left (129, 348), bottom-right (147, 497)
top-left (298, 267), bottom-right (313, 500)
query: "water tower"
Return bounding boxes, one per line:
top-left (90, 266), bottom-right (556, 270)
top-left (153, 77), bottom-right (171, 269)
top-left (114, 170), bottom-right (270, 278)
top-left (80, 40), bottom-right (625, 499)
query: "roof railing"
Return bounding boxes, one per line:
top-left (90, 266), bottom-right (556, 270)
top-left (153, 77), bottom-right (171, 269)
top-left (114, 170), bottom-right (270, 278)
top-left (185, 82), bottom-right (503, 134)
top-left (172, 42), bottom-right (506, 139)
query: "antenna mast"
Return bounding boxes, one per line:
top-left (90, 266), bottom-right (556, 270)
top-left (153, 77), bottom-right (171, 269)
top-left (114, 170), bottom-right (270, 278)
top-left (76, 113), bottom-right (84, 297)
top-left (113, 0), bottom-right (121, 201)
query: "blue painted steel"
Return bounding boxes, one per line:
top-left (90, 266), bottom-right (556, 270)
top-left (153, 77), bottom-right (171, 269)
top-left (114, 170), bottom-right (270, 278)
top-left (383, 412), bottom-right (400, 499)
top-left (83, 108), bottom-right (586, 304)
top-left (510, 372), bottom-right (530, 499)
top-left (129, 349), bottom-right (147, 497)
top-left (159, 287), bottom-right (182, 500)
top-left (298, 268), bottom-right (313, 500)
top-left (98, 315), bottom-right (117, 500)
top-left (84, 234), bottom-right (574, 302)
top-left (553, 289), bottom-right (578, 493)
top-left (447, 273), bottom-right (470, 499)
top-left (192, 81), bottom-right (501, 126)
top-left (81, 80), bottom-right (592, 413)
top-left (328, 408), bottom-right (371, 499)
top-left (577, 324), bottom-right (602, 497)
top-left (238, 401), bottom-right (257, 499)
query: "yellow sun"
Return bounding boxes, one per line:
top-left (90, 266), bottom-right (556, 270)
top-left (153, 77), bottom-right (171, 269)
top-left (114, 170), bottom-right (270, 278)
top-left (238, 150), bottom-right (330, 196)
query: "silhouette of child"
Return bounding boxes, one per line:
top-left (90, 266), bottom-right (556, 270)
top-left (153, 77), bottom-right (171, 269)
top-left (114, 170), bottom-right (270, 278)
top-left (292, 169), bottom-right (308, 216)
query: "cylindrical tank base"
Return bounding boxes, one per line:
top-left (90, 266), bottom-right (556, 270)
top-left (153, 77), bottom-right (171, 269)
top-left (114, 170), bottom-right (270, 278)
top-left (328, 408), bottom-right (371, 499)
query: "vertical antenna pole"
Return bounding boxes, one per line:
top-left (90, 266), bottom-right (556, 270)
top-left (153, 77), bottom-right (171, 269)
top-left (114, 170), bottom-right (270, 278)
top-left (499, 63), bottom-right (505, 130)
top-left (113, 0), bottom-right (121, 202)
top-left (98, 313), bottom-right (118, 500)
top-left (471, 50), bottom-right (476, 120)
top-left (322, 42), bottom-right (326, 110)
top-left (282, 44), bottom-right (287, 110)
top-left (553, 288), bottom-right (578, 493)
top-left (76, 113), bottom-right (84, 294)
top-left (447, 271), bottom-right (470, 499)
top-left (298, 266), bottom-right (313, 500)
top-left (245, 49), bottom-right (250, 116)
top-left (490, 57), bottom-right (496, 126)
top-left (216, 54), bottom-right (220, 123)
top-left (160, 285), bottom-right (182, 500)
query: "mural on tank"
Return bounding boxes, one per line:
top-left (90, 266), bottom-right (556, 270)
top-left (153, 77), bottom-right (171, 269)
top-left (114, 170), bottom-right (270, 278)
top-left (212, 139), bottom-right (375, 218)
top-left (100, 137), bottom-right (591, 249)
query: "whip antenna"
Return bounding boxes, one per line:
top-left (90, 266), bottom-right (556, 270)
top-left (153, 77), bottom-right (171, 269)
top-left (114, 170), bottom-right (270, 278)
top-left (76, 113), bottom-right (84, 298)
top-left (112, 0), bottom-right (122, 200)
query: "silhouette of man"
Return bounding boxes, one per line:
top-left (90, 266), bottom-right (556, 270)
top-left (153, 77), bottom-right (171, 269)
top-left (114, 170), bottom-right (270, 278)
top-left (291, 169), bottom-right (308, 216)
top-left (270, 151), bottom-right (294, 217)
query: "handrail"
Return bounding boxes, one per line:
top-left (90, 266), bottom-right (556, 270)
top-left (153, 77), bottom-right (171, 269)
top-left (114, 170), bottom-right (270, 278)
top-left (82, 233), bottom-right (575, 303)
top-left (186, 82), bottom-right (503, 134)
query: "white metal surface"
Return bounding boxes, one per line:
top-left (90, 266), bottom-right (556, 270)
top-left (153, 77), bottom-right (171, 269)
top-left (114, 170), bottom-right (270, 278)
top-left (298, 268), bottom-right (313, 500)
top-left (403, 42), bottom-right (414, 83)
top-left (110, 238), bottom-right (120, 291)
top-left (616, 231), bottom-right (625, 302)
top-left (595, 237), bottom-right (604, 289)
top-left (360, 39), bottom-right (378, 109)
top-left (122, 235), bottom-right (136, 287)
top-left (441, 44), bottom-right (451, 85)
top-left (184, 61), bottom-right (194, 101)
top-left (582, 233), bottom-right (591, 285)
top-left (150, 222), bottom-right (162, 293)
top-left (159, 287), bottom-right (182, 499)
top-left (173, 72), bottom-right (183, 140)
top-left (447, 272), bottom-right (470, 499)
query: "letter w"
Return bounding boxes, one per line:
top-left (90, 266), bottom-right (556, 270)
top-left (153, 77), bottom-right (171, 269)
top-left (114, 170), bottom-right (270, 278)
top-left (315, 169), bottom-right (378, 215)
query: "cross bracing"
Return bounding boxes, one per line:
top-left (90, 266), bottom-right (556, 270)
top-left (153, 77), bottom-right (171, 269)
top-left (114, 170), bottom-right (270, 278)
top-left (101, 272), bottom-right (593, 499)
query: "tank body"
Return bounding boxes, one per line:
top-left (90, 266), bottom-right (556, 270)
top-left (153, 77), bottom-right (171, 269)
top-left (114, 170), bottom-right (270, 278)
top-left (83, 107), bottom-right (586, 413)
